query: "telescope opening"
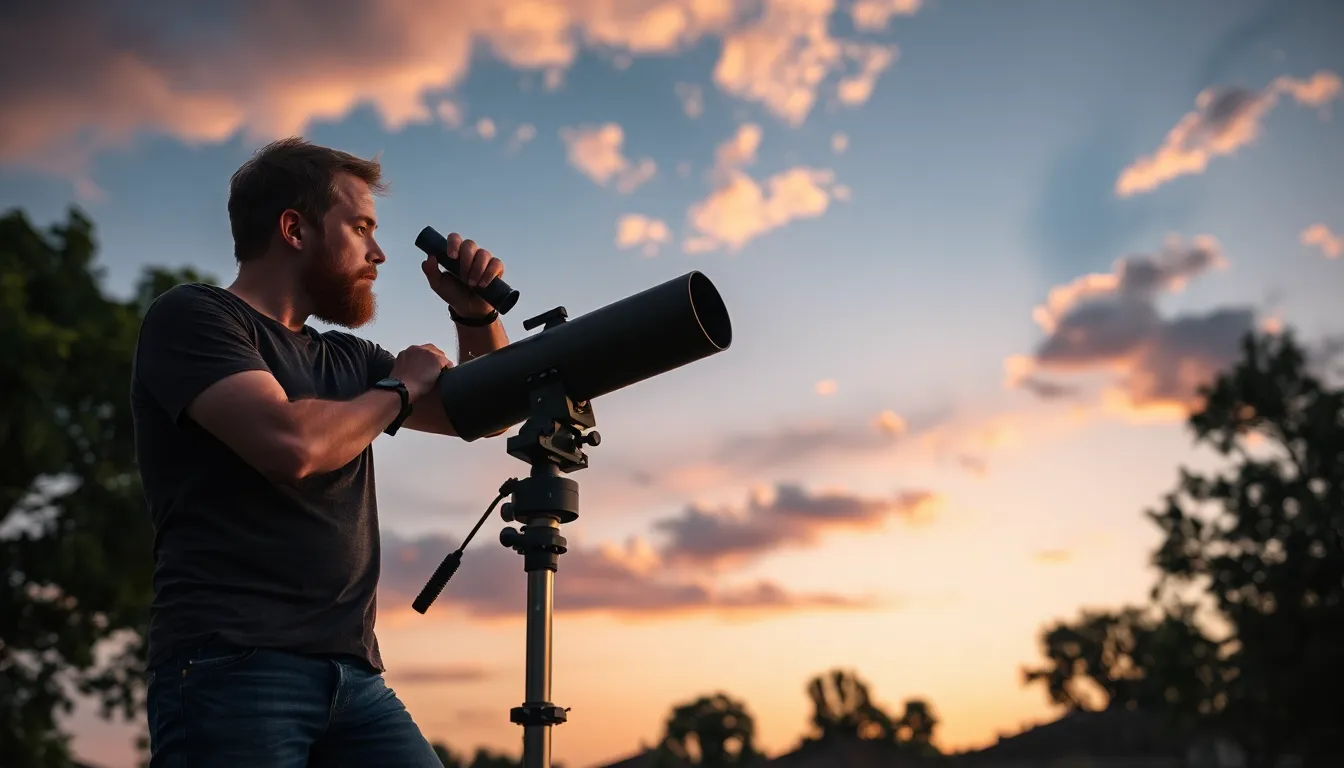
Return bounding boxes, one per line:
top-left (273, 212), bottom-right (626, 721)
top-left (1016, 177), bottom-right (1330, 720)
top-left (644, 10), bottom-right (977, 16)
top-left (689, 271), bottom-right (732, 350)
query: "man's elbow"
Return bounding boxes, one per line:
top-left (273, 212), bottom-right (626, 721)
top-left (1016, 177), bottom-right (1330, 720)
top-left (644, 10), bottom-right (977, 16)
top-left (260, 434), bottom-right (318, 484)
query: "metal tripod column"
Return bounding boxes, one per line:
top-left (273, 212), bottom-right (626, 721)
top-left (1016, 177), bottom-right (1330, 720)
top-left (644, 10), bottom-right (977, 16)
top-left (523, 520), bottom-right (557, 767)
top-left (501, 462), bottom-right (579, 768)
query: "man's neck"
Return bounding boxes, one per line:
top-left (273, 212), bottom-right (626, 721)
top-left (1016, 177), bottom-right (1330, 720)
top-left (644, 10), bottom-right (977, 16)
top-left (228, 261), bottom-right (311, 333)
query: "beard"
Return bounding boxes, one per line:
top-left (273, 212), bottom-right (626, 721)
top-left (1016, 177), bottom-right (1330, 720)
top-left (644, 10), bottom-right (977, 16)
top-left (301, 235), bottom-right (376, 329)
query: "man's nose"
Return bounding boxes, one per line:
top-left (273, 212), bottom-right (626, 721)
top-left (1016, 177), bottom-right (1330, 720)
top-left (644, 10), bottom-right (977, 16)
top-left (370, 241), bottom-right (386, 264)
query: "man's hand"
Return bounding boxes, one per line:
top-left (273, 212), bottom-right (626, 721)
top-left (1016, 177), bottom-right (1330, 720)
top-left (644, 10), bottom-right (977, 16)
top-left (390, 344), bottom-right (453, 400)
top-left (420, 232), bottom-right (505, 316)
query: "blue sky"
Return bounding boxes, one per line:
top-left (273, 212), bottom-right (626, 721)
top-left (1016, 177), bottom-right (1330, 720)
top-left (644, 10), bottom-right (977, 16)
top-left (4, 0), bottom-right (1344, 765)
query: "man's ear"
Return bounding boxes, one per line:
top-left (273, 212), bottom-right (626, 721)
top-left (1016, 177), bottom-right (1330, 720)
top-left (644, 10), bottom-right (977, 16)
top-left (278, 209), bottom-right (306, 251)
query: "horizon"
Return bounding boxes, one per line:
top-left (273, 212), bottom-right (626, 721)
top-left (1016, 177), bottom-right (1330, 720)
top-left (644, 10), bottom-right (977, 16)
top-left (3, 0), bottom-right (1343, 766)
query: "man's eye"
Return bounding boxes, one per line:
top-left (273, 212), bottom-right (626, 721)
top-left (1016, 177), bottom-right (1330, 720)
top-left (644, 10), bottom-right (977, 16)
top-left (355, 226), bottom-right (367, 235)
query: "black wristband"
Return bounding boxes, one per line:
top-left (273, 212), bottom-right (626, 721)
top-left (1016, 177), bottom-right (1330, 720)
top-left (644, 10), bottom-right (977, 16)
top-left (449, 305), bottom-right (499, 327)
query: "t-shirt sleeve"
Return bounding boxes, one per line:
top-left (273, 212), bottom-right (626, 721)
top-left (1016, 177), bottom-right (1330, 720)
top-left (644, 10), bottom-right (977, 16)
top-left (135, 285), bottom-right (272, 425)
top-left (366, 341), bottom-right (396, 384)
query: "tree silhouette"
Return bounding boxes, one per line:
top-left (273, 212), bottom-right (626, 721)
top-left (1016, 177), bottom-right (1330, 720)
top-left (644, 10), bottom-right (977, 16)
top-left (805, 669), bottom-right (894, 742)
top-left (894, 698), bottom-right (939, 756)
top-left (431, 741), bottom-right (530, 768)
top-left (1026, 329), bottom-right (1344, 766)
top-left (0, 207), bottom-right (210, 766)
top-left (1023, 604), bottom-right (1227, 734)
top-left (803, 669), bottom-right (941, 755)
top-left (655, 692), bottom-right (761, 767)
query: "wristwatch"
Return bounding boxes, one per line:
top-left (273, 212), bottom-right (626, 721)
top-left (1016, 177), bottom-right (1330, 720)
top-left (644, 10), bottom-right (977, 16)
top-left (372, 377), bottom-right (413, 436)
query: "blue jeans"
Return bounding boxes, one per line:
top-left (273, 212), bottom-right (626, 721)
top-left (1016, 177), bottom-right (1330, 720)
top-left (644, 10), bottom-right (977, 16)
top-left (146, 639), bottom-right (442, 767)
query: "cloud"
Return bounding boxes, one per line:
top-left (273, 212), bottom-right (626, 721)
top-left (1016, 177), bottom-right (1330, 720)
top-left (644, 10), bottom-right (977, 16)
top-left (815, 379), bottom-right (838, 396)
top-left (2, 0), bottom-right (919, 179)
top-left (685, 166), bottom-right (839, 252)
top-left (475, 117), bottom-right (497, 140)
top-left (675, 82), bottom-right (705, 117)
top-left (615, 214), bottom-right (671, 257)
top-left (712, 0), bottom-right (899, 125)
top-left (436, 100), bottom-right (465, 129)
top-left (1032, 549), bottom-right (1071, 564)
top-left (712, 123), bottom-right (764, 178)
top-left (559, 123), bottom-right (657, 192)
top-left (1006, 234), bottom-right (1256, 416)
top-left (1301, 223), bottom-right (1342, 259)
top-left (378, 527), bottom-right (876, 621)
top-left (1116, 70), bottom-right (1342, 196)
top-left (654, 484), bottom-right (941, 570)
top-left (851, 0), bottom-right (922, 31)
top-left (831, 132), bottom-right (849, 154)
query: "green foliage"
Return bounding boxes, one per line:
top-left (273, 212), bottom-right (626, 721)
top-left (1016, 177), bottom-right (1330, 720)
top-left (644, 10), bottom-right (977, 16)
top-left (654, 692), bottom-right (761, 767)
top-left (1026, 329), bottom-right (1344, 764)
top-left (0, 206), bottom-right (212, 766)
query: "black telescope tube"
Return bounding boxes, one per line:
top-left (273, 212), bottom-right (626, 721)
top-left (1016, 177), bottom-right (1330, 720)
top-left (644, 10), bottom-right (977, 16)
top-left (437, 271), bottom-right (732, 441)
top-left (415, 226), bottom-right (521, 314)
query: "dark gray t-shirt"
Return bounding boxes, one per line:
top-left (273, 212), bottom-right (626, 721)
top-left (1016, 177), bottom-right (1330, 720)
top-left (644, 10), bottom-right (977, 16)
top-left (131, 283), bottom-right (396, 671)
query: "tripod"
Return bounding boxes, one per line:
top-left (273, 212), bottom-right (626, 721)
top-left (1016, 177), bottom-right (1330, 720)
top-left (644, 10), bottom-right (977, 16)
top-left (413, 310), bottom-right (598, 768)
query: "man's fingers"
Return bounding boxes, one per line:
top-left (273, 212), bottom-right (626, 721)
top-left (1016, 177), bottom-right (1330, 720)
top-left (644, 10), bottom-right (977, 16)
top-left (445, 232), bottom-right (464, 257)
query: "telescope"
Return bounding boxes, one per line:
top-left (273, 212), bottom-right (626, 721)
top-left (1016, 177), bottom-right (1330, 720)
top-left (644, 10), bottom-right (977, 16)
top-left (410, 265), bottom-right (732, 768)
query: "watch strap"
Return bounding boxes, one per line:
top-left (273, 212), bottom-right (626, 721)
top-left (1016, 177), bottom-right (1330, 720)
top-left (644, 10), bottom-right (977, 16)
top-left (374, 378), bottom-right (413, 435)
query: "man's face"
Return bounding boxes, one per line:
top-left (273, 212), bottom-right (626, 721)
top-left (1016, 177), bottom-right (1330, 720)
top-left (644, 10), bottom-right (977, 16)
top-left (301, 172), bottom-right (385, 328)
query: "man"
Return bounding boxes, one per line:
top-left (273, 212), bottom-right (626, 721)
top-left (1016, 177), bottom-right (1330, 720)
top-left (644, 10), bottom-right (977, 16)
top-left (131, 136), bottom-right (509, 766)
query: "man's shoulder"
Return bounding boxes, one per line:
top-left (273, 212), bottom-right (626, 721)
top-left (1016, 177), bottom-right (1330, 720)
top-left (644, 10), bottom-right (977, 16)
top-left (143, 282), bottom-right (235, 321)
top-left (320, 328), bottom-right (387, 356)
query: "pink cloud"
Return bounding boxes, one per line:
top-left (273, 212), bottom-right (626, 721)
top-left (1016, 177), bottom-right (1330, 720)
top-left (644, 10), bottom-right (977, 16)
top-left (1006, 235), bottom-right (1255, 416)
top-left (1, 0), bottom-right (918, 178)
top-left (1116, 70), bottom-right (1342, 197)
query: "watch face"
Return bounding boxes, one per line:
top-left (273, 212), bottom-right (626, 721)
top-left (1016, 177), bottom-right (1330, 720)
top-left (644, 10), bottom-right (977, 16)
top-left (376, 378), bottom-right (403, 388)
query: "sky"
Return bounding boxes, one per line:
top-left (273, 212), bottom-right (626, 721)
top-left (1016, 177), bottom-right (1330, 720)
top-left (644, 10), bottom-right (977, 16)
top-left (3, 0), bottom-right (1344, 765)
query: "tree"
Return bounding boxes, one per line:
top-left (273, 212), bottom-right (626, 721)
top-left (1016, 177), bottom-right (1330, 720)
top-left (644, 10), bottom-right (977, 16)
top-left (805, 669), bottom-right (893, 742)
top-left (1025, 329), bottom-right (1344, 766)
top-left (803, 669), bottom-right (941, 755)
top-left (1023, 604), bottom-right (1228, 732)
top-left (655, 692), bottom-right (761, 767)
top-left (431, 741), bottom-right (528, 768)
top-left (0, 207), bottom-right (210, 766)
top-left (893, 698), bottom-right (939, 756)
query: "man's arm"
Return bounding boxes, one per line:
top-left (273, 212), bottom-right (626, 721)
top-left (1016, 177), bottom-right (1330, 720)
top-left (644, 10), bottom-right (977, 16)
top-left (137, 286), bottom-right (444, 482)
top-left (399, 317), bottom-right (510, 436)
top-left (186, 372), bottom-right (406, 483)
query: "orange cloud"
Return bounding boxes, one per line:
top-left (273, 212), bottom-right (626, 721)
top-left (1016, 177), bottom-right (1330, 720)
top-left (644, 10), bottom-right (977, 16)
top-left (615, 213), bottom-right (672, 257)
top-left (712, 0), bottom-right (899, 125)
top-left (1116, 70), bottom-right (1342, 196)
top-left (851, 0), bottom-right (923, 31)
top-left (1301, 223), bottom-right (1342, 259)
top-left (831, 132), bottom-right (849, 154)
top-left (684, 166), bottom-right (841, 252)
top-left (815, 379), bottom-right (838, 396)
top-left (559, 123), bottom-right (657, 192)
top-left (3, 0), bottom-right (918, 179)
top-left (1006, 234), bottom-right (1255, 417)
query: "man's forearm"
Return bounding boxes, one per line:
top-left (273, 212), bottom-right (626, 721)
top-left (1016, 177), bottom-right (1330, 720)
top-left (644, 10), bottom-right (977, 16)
top-left (456, 318), bottom-right (509, 363)
top-left (287, 389), bottom-right (404, 478)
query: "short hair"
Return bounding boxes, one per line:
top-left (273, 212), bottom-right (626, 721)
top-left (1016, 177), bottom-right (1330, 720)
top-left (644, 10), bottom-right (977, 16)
top-left (227, 137), bottom-right (388, 263)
